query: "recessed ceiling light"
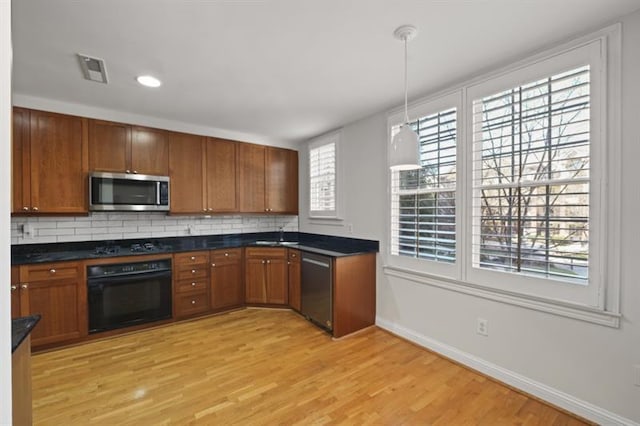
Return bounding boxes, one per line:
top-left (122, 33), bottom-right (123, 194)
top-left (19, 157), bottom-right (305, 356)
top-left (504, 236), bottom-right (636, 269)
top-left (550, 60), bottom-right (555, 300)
top-left (136, 75), bottom-right (161, 88)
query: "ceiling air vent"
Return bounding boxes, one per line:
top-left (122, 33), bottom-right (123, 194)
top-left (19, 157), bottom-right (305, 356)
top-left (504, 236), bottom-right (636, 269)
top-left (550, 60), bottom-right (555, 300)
top-left (77, 54), bottom-right (108, 84)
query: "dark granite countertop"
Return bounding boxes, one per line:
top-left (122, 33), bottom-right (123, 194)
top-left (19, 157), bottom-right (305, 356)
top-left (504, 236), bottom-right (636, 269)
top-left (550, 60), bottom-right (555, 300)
top-left (12, 314), bottom-right (41, 353)
top-left (12, 232), bottom-right (379, 265)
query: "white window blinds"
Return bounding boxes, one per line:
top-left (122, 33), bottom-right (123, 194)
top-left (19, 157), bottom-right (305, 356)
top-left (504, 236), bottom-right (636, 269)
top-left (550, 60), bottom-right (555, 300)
top-left (391, 107), bottom-right (457, 263)
top-left (309, 140), bottom-right (337, 216)
top-left (471, 65), bottom-right (590, 283)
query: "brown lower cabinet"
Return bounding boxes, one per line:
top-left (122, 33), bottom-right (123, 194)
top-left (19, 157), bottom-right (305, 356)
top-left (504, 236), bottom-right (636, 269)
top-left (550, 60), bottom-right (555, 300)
top-left (245, 247), bottom-right (288, 305)
top-left (12, 246), bottom-right (376, 351)
top-left (288, 249), bottom-right (301, 311)
top-left (210, 248), bottom-right (243, 310)
top-left (11, 266), bottom-right (20, 319)
top-left (15, 261), bottom-right (86, 348)
top-left (332, 253), bottom-right (377, 338)
top-left (173, 251), bottom-right (211, 318)
top-left (173, 248), bottom-right (245, 318)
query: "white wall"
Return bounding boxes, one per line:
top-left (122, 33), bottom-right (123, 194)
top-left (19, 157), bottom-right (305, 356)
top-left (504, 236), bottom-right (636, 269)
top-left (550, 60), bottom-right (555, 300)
top-left (11, 214), bottom-right (298, 245)
top-left (299, 11), bottom-right (640, 425)
top-left (0, 0), bottom-right (11, 423)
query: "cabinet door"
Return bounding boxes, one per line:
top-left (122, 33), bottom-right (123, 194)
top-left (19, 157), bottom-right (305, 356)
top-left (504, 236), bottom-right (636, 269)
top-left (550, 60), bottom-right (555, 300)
top-left (266, 258), bottom-right (288, 305)
top-left (288, 251), bottom-right (301, 311)
top-left (211, 251), bottom-right (243, 310)
top-left (11, 266), bottom-right (20, 319)
top-left (12, 108), bottom-right (30, 213)
top-left (29, 110), bottom-right (88, 213)
top-left (238, 143), bottom-right (266, 213)
top-left (131, 126), bottom-right (169, 176)
top-left (20, 279), bottom-right (84, 347)
top-left (206, 138), bottom-right (238, 212)
top-left (245, 258), bottom-right (266, 303)
top-left (266, 147), bottom-right (298, 214)
top-left (169, 132), bottom-right (206, 214)
top-left (88, 119), bottom-right (131, 172)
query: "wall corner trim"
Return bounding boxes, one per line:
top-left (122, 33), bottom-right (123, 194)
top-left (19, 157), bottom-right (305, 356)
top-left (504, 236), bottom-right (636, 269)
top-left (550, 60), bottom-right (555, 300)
top-left (375, 316), bottom-right (639, 426)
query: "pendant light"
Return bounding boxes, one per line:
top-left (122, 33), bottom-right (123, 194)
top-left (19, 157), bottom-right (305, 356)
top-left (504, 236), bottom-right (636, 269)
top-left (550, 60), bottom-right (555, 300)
top-left (389, 25), bottom-right (421, 171)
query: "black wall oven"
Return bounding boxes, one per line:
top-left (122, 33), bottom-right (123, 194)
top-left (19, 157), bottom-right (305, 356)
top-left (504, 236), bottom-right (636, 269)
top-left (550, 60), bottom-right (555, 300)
top-left (87, 259), bottom-right (172, 334)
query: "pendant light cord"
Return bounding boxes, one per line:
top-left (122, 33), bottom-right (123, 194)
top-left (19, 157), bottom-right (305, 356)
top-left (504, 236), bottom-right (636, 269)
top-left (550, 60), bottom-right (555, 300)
top-left (403, 36), bottom-right (409, 125)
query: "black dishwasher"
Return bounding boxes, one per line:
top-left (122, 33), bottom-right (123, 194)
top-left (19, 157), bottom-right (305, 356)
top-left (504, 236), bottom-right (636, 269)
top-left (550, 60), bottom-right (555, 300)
top-left (300, 252), bottom-right (333, 332)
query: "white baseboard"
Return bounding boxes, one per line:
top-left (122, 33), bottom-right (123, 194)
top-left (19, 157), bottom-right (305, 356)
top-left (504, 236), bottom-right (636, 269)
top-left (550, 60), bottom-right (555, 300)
top-left (375, 316), bottom-right (638, 426)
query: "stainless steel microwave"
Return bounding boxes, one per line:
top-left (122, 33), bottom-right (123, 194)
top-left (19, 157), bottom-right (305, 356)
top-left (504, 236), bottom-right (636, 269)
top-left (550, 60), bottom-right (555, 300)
top-left (89, 172), bottom-right (170, 212)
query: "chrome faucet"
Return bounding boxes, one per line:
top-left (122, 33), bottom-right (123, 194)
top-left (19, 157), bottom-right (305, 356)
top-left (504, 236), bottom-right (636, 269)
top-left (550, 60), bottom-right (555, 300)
top-left (279, 226), bottom-right (284, 242)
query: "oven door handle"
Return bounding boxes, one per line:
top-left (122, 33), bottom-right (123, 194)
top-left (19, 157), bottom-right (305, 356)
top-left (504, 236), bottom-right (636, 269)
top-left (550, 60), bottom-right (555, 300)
top-left (88, 270), bottom-right (171, 287)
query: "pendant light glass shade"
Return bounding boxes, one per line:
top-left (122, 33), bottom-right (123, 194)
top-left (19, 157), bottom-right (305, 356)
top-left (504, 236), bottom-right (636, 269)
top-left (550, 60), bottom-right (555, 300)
top-left (389, 25), bottom-right (421, 171)
top-left (390, 124), bottom-right (420, 170)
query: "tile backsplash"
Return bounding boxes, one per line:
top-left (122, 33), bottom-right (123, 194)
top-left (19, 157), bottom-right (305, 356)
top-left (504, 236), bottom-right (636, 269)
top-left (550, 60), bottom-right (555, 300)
top-left (11, 213), bottom-right (299, 245)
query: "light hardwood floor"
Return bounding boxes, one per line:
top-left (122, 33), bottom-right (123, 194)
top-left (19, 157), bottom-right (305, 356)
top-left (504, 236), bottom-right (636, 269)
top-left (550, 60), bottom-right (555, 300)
top-left (32, 309), bottom-right (590, 425)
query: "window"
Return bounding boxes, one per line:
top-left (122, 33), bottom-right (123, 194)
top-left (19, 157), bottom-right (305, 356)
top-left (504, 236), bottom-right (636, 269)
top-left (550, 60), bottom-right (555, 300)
top-left (386, 30), bottom-right (621, 323)
top-left (472, 66), bottom-right (591, 284)
top-left (391, 107), bottom-right (457, 263)
top-left (309, 133), bottom-right (338, 218)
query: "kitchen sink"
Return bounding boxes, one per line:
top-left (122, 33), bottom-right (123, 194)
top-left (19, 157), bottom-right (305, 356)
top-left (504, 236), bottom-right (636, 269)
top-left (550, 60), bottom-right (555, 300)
top-left (254, 241), bottom-right (298, 246)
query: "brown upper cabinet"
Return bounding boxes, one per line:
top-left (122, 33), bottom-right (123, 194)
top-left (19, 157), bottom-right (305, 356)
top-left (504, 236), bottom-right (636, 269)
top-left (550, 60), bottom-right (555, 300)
top-left (168, 132), bottom-right (206, 214)
top-left (12, 108), bottom-right (89, 214)
top-left (238, 143), bottom-right (298, 214)
top-left (88, 119), bottom-right (169, 176)
top-left (169, 135), bottom-right (238, 214)
top-left (206, 138), bottom-right (238, 212)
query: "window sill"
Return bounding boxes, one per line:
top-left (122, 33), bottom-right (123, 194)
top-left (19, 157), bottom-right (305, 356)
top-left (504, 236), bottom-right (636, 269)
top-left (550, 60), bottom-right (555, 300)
top-left (308, 215), bottom-right (343, 221)
top-left (382, 265), bottom-right (621, 328)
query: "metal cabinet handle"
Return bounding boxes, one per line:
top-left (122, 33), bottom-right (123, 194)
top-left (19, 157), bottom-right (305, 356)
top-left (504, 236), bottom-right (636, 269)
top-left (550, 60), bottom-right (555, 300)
top-left (191, 282), bottom-right (196, 287)
top-left (208, 208), bottom-right (213, 212)
top-left (133, 170), bottom-right (138, 174)
top-left (22, 206), bottom-right (29, 211)
top-left (11, 285), bottom-right (17, 291)
top-left (190, 256), bottom-right (196, 260)
top-left (191, 269), bottom-right (196, 274)
top-left (224, 253), bottom-right (229, 257)
top-left (50, 269), bottom-right (56, 274)
top-left (261, 260), bottom-right (265, 264)
top-left (126, 169), bottom-right (131, 173)
top-left (211, 263), bottom-right (216, 267)
top-left (203, 209), bottom-right (207, 212)
top-left (287, 261), bottom-right (291, 265)
top-left (32, 207), bottom-right (39, 211)
top-left (266, 260), bottom-right (271, 264)
top-left (21, 284), bottom-right (28, 290)
top-left (191, 300), bottom-right (196, 305)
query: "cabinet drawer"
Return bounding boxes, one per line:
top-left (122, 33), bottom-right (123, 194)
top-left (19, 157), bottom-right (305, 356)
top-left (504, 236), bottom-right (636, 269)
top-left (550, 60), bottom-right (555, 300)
top-left (22, 262), bottom-right (81, 282)
top-left (175, 291), bottom-right (209, 316)
top-left (211, 248), bottom-right (242, 262)
top-left (175, 267), bottom-right (209, 281)
top-left (174, 251), bottom-right (209, 266)
top-left (245, 247), bottom-right (286, 259)
top-left (288, 249), bottom-right (300, 262)
top-left (175, 278), bottom-right (209, 294)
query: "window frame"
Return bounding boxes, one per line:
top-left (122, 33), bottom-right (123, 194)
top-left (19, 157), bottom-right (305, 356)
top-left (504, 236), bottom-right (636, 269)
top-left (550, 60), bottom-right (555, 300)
top-left (388, 91), bottom-right (463, 280)
top-left (466, 41), bottom-right (603, 308)
top-left (384, 25), bottom-right (621, 326)
top-left (308, 130), bottom-right (341, 219)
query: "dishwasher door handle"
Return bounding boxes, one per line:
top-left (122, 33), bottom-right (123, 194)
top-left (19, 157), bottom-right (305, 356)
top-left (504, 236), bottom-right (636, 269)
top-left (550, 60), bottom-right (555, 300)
top-left (302, 257), bottom-right (330, 268)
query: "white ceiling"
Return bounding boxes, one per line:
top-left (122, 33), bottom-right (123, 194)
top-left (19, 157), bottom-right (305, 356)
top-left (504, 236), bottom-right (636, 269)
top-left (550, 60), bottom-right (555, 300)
top-left (11, 0), bottom-right (640, 144)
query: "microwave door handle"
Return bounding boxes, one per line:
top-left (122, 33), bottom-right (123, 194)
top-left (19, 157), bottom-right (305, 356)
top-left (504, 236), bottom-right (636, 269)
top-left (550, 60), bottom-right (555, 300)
top-left (156, 181), bottom-right (161, 205)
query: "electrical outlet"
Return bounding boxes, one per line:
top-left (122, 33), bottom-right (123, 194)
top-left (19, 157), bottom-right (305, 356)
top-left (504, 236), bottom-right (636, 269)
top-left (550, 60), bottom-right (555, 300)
top-left (21, 223), bottom-right (34, 240)
top-left (476, 318), bottom-right (488, 336)
top-left (187, 225), bottom-right (196, 235)
top-left (634, 365), bottom-right (640, 387)
top-left (348, 223), bottom-right (354, 234)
